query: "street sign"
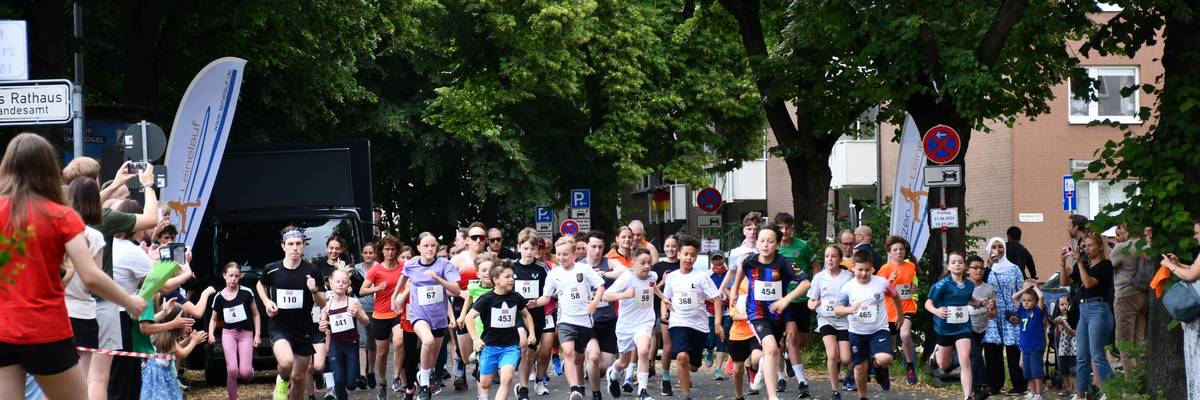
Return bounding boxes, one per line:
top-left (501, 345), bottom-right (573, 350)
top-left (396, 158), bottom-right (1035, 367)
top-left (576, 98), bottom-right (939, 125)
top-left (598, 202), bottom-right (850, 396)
top-left (535, 205), bottom-right (553, 223)
top-left (696, 187), bottom-right (722, 213)
top-left (701, 239), bottom-right (720, 253)
top-left (570, 189), bottom-right (591, 209)
top-left (923, 164), bottom-right (962, 187)
top-left (1062, 175), bottom-right (1077, 211)
top-left (922, 125), bottom-right (961, 165)
top-left (570, 208), bottom-right (591, 219)
top-left (1018, 213), bottom-right (1044, 223)
top-left (697, 214), bottom-right (723, 228)
top-left (536, 222), bottom-right (553, 237)
top-left (0, 21), bottom-right (28, 81)
top-left (577, 219), bottom-right (591, 232)
top-left (929, 208), bottom-right (959, 229)
top-left (0, 80), bottom-right (73, 125)
top-left (1070, 159), bottom-right (1094, 171)
top-left (560, 219), bottom-right (580, 236)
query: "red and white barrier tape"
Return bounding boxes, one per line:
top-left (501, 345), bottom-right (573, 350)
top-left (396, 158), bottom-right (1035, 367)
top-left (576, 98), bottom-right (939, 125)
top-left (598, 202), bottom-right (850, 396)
top-left (76, 346), bottom-right (174, 360)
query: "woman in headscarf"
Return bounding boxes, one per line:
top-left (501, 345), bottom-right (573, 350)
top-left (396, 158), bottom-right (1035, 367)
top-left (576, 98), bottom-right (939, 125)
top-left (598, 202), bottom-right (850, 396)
top-left (982, 237), bottom-right (1028, 396)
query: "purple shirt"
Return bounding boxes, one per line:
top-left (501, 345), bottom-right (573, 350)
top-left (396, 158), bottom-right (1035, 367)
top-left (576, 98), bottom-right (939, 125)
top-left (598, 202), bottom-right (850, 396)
top-left (404, 257), bottom-right (460, 329)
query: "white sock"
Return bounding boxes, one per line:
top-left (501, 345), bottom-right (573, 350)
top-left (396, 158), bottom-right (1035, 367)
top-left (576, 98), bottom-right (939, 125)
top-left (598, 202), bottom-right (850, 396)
top-left (417, 369), bottom-right (431, 387)
top-left (792, 364), bottom-right (806, 383)
top-left (637, 372), bottom-right (649, 393)
top-left (625, 363), bottom-right (637, 380)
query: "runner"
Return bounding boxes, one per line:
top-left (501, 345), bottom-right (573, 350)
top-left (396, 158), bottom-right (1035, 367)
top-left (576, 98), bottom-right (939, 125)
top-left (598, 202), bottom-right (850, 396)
top-left (450, 223), bottom-right (487, 392)
top-left (354, 242), bottom-right (380, 390)
top-left (257, 226), bottom-right (328, 400)
top-left (729, 224), bottom-right (810, 399)
top-left (391, 232), bottom-right (462, 400)
top-left (458, 254), bottom-right (497, 400)
top-left (834, 251), bottom-right (902, 400)
top-left (582, 231), bottom-right (626, 400)
top-left (311, 236), bottom-right (350, 399)
top-left (876, 235), bottom-right (919, 384)
top-left (706, 252), bottom-right (730, 382)
top-left (319, 269), bottom-right (371, 400)
top-left (207, 262), bottom-right (262, 400)
top-left (774, 213), bottom-right (818, 396)
top-left (465, 261), bottom-right (537, 400)
top-left (661, 235), bottom-right (723, 400)
top-left (649, 235), bottom-right (679, 395)
top-left (512, 231), bottom-right (553, 400)
top-left (806, 245), bottom-right (854, 400)
top-left (528, 236), bottom-right (607, 400)
top-left (925, 251), bottom-right (982, 400)
top-left (627, 220), bottom-right (660, 261)
top-left (729, 277), bottom-right (766, 400)
top-left (604, 247), bottom-right (662, 400)
top-left (721, 212), bottom-right (762, 298)
top-left (360, 236), bottom-right (406, 400)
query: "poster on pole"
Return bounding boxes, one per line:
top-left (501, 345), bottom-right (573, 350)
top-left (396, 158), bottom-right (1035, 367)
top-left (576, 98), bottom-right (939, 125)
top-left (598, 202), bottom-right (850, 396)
top-left (162, 57), bottom-right (246, 247)
top-left (888, 115), bottom-right (931, 262)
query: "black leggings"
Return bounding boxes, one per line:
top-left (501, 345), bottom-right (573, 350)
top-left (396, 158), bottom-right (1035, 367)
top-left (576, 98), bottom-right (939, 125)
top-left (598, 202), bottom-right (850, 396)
top-left (983, 342), bottom-right (1027, 393)
top-left (404, 331), bottom-right (420, 388)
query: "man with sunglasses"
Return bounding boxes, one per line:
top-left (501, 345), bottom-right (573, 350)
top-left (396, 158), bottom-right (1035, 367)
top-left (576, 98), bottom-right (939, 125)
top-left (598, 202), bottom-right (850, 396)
top-left (488, 228), bottom-right (520, 261)
top-left (451, 222), bottom-right (488, 392)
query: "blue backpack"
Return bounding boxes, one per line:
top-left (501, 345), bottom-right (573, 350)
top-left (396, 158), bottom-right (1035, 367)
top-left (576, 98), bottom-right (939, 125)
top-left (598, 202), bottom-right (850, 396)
top-left (1163, 279), bottom-right (1200, 323)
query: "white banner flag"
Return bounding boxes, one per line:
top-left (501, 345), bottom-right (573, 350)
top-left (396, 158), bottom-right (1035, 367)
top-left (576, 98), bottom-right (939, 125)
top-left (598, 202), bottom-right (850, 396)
top-left (162, 57), bottom-right (246, 247)
top-left (889, 115), bottom-right (931, 262)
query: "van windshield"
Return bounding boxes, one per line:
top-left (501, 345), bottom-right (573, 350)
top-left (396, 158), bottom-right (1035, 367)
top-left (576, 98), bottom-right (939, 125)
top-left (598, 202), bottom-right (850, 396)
top-left (216, 216), bottom-right (361, 274)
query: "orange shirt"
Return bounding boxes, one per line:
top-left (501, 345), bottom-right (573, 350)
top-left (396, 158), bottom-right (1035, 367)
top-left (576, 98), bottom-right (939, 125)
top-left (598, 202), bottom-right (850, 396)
top-left (729, 281), bottom-right (755, 341)
top-left (877, 259), bottom-right (918, 322)
top-left (606, 248), bottom-right (633, 268)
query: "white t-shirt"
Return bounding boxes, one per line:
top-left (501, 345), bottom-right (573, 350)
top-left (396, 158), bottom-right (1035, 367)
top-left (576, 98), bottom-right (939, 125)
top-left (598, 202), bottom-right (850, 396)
top-left (543, 265), bottom-right (606, 328)
top-left (608, 270), bottom-right (659, 333)
top-left (663, 267), bottom-right (721, 332)
top-left (112, 238), bottom-right (152, 312)
top-left (728, 244), bottom-right (756, 272)
top-left (808, 268), bottom-right (854, 331)
top-left (837, 275), bottom-right (893, 335)
top-left (64, 227), bottom-right (106, 319)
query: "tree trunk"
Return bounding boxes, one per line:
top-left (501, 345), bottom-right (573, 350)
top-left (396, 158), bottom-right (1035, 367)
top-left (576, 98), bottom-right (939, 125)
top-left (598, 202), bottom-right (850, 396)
top-left (1146, 294), bottom-right (1187, 399)
top-left (785, 148), bottom-right (832, 236)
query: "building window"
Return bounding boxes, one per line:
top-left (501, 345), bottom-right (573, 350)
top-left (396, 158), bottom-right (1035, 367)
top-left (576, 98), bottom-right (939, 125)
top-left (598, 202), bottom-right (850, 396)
top-left (1069, 67), bottom-right (1139, 124)
top-left (1077, 179), bottom-right (1136, 219)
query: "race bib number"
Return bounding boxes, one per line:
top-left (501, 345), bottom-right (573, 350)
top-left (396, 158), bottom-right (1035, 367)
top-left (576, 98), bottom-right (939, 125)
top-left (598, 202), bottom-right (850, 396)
top-left (516, 280), bottom-right (539, 300)
top-left (754, 280), bottom-right (782, 301)
top-left (491, 307), bottom-right (516, 328)
top-left (633, 288), bottom-right (653, 308)
top-left (330, 312), bottom-right (354, 333)
top-left (673, 290), bottom-right (699, 311)
top-left (544, 314), bottom-right (556, 330)
top-left (563, 287), bottom-right (587, 306)
top-left (896, 284), bottom-right (913, 300)
top-left (416, 286), bottom-right (444, 306)
top-left (277, 289), bottom-right (303, 310)
top-left (223, 306), bottom-right (247, 324)
top-left (817, 299), bottom-right (837, 317)
top-left (850, 305), bottom-right (878, 324)
top-left (946, 306), bottom-right (969, 324)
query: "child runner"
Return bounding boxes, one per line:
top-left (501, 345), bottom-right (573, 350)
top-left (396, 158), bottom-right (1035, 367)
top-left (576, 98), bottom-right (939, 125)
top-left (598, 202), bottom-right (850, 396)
top-left (966, 255), bottom-right (996, 397)
top-left (458, 254), bottom-right (497, 400)
top-left (466, 261), bottom-right (537, 400)
top-left (649, 234), bottom-right (680, 395)
top-left (529, 236), bottom-right (607, 400)
top-left (707, 252), bottom-right (731, 382)
top-left (835, 250), bottom-right (901, 400)
top-left (360, 236), bottom-right (407, 400)
top-left (604, 247), bottom-right (662, 400)
top-left (1052, 296), bottom-right (1076, 397)
top-left (583, 231), bottom-right (626, 400)
top-left (807, 245), bottom-right (854, 400)
top-left (258, 226), bottom-right (327, 400)
top-left (140, 301), bottom-right (208, 399)
top-left (925, 251), bottom-right (982, 400)
top-left (876, 235), bottom-right (919, 384)
top-left (391, 232), bottom-right (462, 400)
top-left (354, 242), bottom-right (379, 390)
top-left (662, 235), bottom-right (723, 400)
top-left (320, 270), bottom-right (371, 400)
top-left (1012, 282), bottom-right (1046, 400)
top-left (512, 231), bottom-right (552, 400)
top-left (729, 224), bottom-right (810, 400)
top-left (729, 278), bottom-right (765, 400)
top-left (208, 262), bottom-right (262, 400)
top-left (774, 213), bottom-right (818, 396)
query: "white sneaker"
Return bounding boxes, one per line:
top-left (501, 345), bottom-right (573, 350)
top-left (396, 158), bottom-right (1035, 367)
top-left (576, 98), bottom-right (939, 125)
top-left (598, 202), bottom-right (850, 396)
top-left (529, 373), bottom-right (536, 382)
top-left (535, 381), bottom-right (549, 396)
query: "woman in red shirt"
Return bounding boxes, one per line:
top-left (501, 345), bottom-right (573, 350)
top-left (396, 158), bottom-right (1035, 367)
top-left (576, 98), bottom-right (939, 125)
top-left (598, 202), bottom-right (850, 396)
top-left (0, 133), bottom-right (145, 398)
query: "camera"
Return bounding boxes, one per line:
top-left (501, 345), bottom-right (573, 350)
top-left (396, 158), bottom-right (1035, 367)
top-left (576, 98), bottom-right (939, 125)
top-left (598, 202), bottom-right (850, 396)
top-left (158, 242), bottom-right (188, 264)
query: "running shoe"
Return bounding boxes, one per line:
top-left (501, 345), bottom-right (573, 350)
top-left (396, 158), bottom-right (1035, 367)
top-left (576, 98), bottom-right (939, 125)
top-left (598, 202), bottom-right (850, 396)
top-left (623, 380), bottom-right (634, 394)
top-left (703, 351), bottom-right (713, 368)
top-left (324, 389), bottom-right (336, 400)
top-left (392, 376), bottom-right (403, 393)
top-left (638, 388), bottom-right (655, 400)
top-left (274, 376), bottom-right (289, 400)
top-left (404, 387), bottom-right (415, 400)
top-left (593, 391), bottom-right (604, 400)
top-left (796, 381), bottom-right (810, 399)
top-left (905, 366), bottom-right (917, 385)
top-left (842, 375), bottom-right (855, 391)
top-left (554, 354), bottom-right (565, 376)
top-left (607, 368), bottom-right (622, 398)
top-left (830, 390), bottom-right (841, 400)
top-left (660, 380), bottom-right (673, 397)
top-left (875, 364), bottom-right (891, 391)
top-left (368, 372), bottom-right (378, 389)
top-left (454, 376), bottom-right (467, 392)
top-left (357, 375), bottom-right (369, 390)
top-left (713, 370), bottom-right (725, 381)
top-left (569, 390), bottom-right (584, 400)
top-left (376, 385), bottom-right (388, 400)
top-left (535, 381), bottom-right (550, 396)
top-left (777, 378), bottom-right (787, 393)
top-left (417, 386), bottom-right (431, 400)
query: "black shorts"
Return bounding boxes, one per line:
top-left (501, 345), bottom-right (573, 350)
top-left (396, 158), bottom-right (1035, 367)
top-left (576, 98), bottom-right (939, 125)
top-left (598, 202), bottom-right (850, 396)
top-left (371, 317), bottom-right (400, 342)
top-left (271, 327), bottom-right (316, 357)
top-left (428, 327), bottom-right (448, 339)
top-left (0, 338), bottom-right (79, 375)
top-left (817, 324), bottom-right (849, 341)
top-left (750, 319), bottom-right (786, 344)
top-left (452, 297), bottom-right (469, 335)
top-left (592, 319), bottom-right (618, 354)
top-left (527, 308), bottom-right (548, 335)
top-left (728, 338), bottom-right (761, 363)
top-left (70, 317), bottom-right (99, 349)
top-left (935, 332), bottom-right (973, 347)
top-left (667, 327), bottom-right (706, 368)
top-left (785, 302), bottom-right (811, 333)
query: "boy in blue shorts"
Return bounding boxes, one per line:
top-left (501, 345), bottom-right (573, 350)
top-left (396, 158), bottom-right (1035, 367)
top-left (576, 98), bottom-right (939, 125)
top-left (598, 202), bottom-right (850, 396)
top-left (1012, 281), bottom-right (1046, 400)
top-left (466, 262), bottom-right (537, 400)
top-left (835, 251), bottom-right (902, 400)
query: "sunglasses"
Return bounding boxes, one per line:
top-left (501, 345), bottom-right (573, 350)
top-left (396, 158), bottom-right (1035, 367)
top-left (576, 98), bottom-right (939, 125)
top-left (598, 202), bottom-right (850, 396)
top-left (470, 235), bottom-right (486, 242)
top-left (488, 237), bottom-right (503, 243)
